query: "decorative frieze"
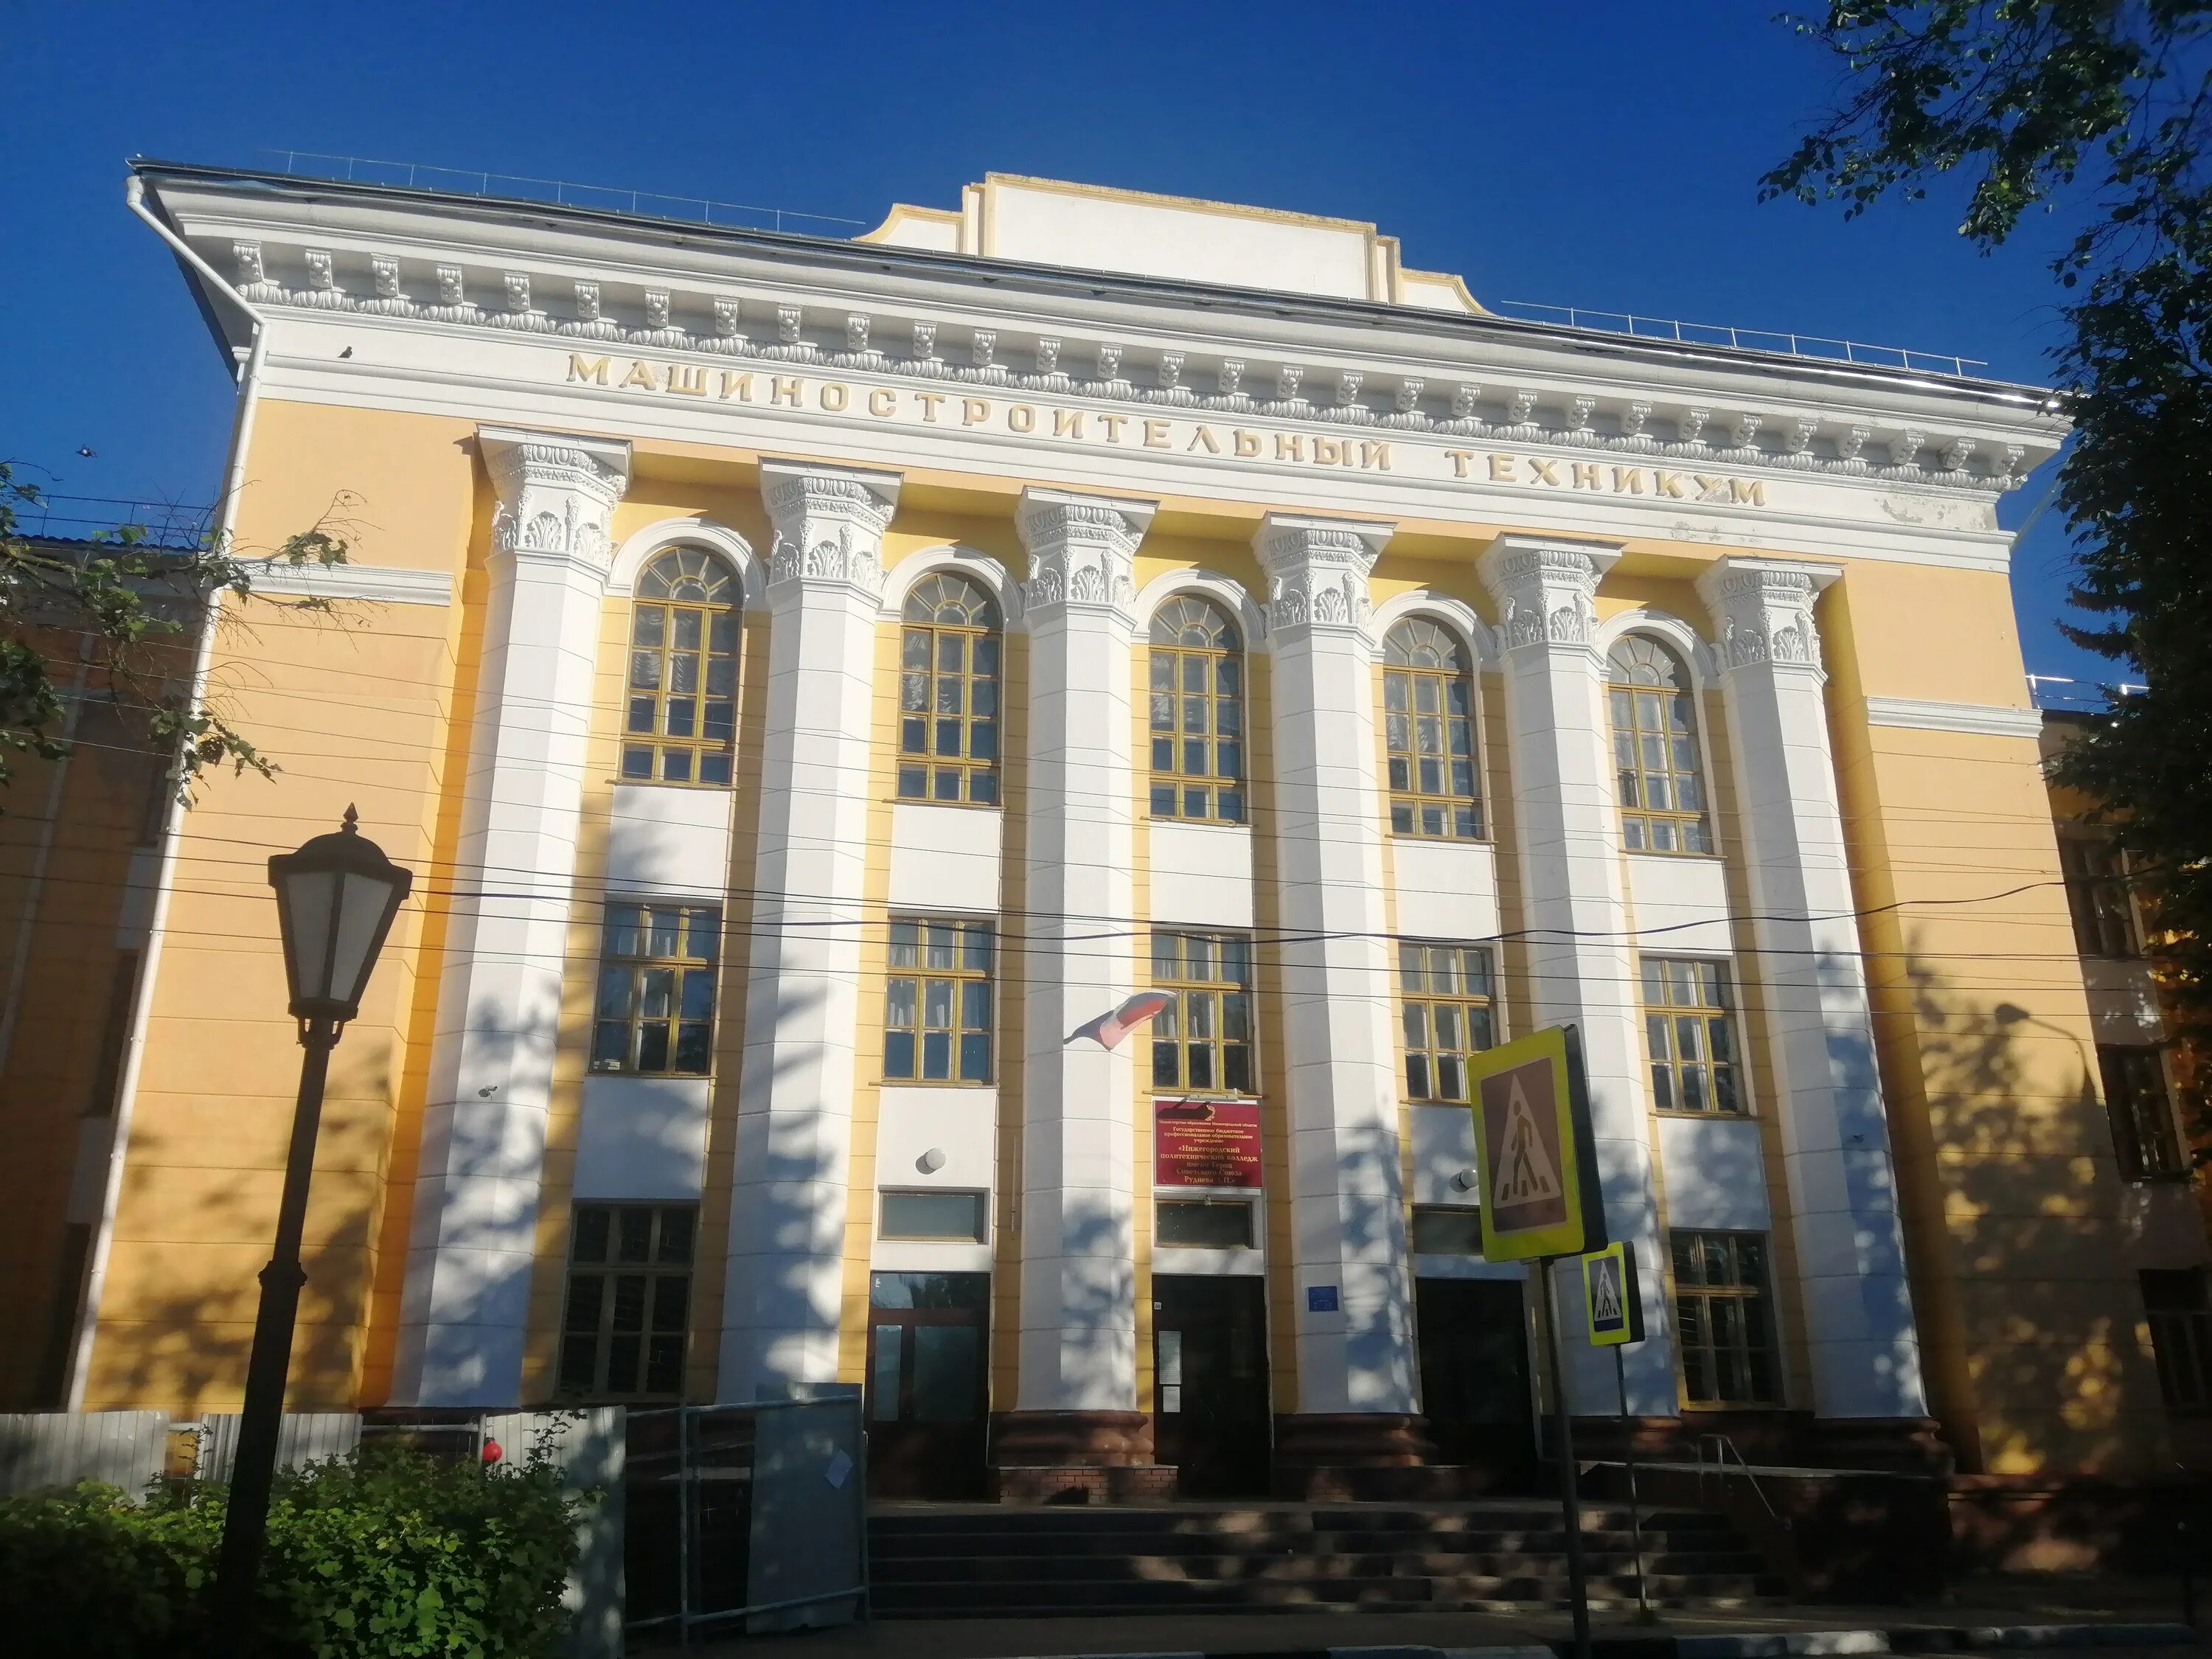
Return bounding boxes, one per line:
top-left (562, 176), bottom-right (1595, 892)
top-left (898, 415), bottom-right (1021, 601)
top-left (1696, 557), bottom-right (1834, 674)
top-left (1015, 489), bottom-right (1152, 619)
top-left (761, 463), bottom-right (900, 594)
top-left (482, 432), bottom-right (629, 573)
top-left (1253, 515), bottom-right (1390, 633)
top-left (1478, 540), bottom-right (1609, 653)
top-left (201, 239), bottom-right (2051, 491)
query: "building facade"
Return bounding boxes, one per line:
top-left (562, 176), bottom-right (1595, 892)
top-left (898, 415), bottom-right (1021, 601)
top-left (1, 164), bottom-right (2202, 1495)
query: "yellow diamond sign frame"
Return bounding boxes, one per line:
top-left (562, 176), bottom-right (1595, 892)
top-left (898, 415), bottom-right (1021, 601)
top-left (1465, 1023), bottom-right (1607, 1262)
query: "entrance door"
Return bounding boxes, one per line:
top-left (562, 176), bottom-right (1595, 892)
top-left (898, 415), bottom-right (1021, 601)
top-left (1416, 1276), bottom-right (1537, 1491)
top-left (866, 1271), bottom-right (989, 1499)
top-left (1152, 1276), bottom-right (1271, 1497)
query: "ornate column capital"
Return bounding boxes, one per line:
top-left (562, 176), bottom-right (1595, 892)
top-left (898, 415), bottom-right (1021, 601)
top-left (759, 459), bottom-right (902, 597)
top-left (1476, 534), bottom-right (1621, 655)
top-left (1695, 557), bottom-right (1839, 676)
top-left (1253, 513), bottom-right (1393, 637)
top-left (477, 425), bottom-right (632, 580)
top-left (1015, 487), bottom-right (1155, 624)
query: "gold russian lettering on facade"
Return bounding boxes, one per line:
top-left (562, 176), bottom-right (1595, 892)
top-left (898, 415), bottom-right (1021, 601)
top-left (551, 354), bottom-right (1773, 507)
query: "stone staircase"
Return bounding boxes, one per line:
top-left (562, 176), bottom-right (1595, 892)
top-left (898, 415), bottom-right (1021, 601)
top-left (868, 1500), bottom-right (1786, 1617)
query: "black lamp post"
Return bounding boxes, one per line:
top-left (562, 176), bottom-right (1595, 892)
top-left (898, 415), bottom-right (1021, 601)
top-left (211, 806), bottom-right (412, 1633)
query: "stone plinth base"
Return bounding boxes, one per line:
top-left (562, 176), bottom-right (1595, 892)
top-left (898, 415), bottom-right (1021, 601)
top-left (1276, 1461), bottom-right (1497, 1500)
top-left (990, 1409), bottom-right (1154, 1466)
top-left (1272, 1412), bottom-right (1437, 1497)
top-left (994, 1463), bottom-right (1180, 1504)
top-left (1811, 1416), bottom-right (1955, 1478)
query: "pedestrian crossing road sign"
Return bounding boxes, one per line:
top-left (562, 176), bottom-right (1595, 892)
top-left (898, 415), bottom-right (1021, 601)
top-left (1582, 1241), bottom-right (1645, 1346)
top-left (1464, 1023), bottom-right (1606, 1262)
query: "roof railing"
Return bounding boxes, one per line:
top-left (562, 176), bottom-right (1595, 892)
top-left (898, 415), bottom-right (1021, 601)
top-left (2028, 672), bottom-right (2146, 710)
top-left (204, 153), bottom-right (1993, 377)
top-left (1489, 299), bottom-right (1987, 380)
top-left (13, 493), bottom-right (212, 550)
top-left (257, 149), bottom-right (868, 236)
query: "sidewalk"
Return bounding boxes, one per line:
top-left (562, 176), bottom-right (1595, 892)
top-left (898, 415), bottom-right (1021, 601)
top-left (684, 1579), bottom-right (2207, 1659)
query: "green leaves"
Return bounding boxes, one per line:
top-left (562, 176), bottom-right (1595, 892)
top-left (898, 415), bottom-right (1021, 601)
top-left (1773, 2), bottom-right (2212, 1147)
top-left (0, 1446), bottom-right (585, 1659)
top-left (0, 464), bottom-right (360, 807)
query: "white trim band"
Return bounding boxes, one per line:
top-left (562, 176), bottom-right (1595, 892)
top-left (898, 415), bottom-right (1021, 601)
top-left (245, 560), bottom-right (456, 605)
top-left (1863, 695), bottom-right (2043, 739)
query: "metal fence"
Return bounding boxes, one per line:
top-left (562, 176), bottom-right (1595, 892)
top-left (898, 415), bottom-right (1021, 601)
top-left (625, 1392), bottom-right (868, 1646)
top-left (257, 150), bottom-right (867, 237)
top-left (0, 1410), bottom-right (623, 1659)
top-left (1490, 299), bottom-right (1989, 380)
top-left (0, 1411), bottom-right (169, 1498)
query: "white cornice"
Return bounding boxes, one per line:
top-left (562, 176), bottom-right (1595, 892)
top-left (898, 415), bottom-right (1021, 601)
top-left (1863, 695), bottom-right (2043, 739)
top-left (150, 174), bottom-right (2065, 501)
top-left (241, 560), bottom-right (453, 605)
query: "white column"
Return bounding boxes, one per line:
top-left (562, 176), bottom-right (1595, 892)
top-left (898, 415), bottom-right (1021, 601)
top-left (1478, 535), bottom-right (1677, 1416)
top-left (1256, 515), bottom-right (1419, 1418)
top-left (1696, 557), bottom-right (1927, 1421)
top-left (1013, 487), bottom-right (1154, 1415)
top-left (717, 460), bottom-right (901, 1401)
top-left (394, 426), bottom-right (630, 1405)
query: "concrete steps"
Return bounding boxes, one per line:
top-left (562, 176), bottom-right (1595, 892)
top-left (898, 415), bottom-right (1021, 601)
top-left (867, 1501), bottom-right (1787, 1617)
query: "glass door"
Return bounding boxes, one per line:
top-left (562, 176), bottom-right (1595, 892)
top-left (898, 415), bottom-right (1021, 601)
top-left (866, 1272), bottom-right (989, 1498)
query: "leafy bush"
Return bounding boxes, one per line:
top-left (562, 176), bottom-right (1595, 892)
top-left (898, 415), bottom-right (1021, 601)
top-left (0, 1436), bottom-right (589, 1659)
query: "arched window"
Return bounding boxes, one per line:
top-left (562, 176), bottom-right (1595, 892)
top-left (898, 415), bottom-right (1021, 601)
top-left (1607, 635), bottom-right (1713, 854)
top-left (624, 547), bottom-right (740, 787)
top-left (898, 571), bottom-right (1002, 805)
top-left (1382, 619), bottom-right (1482, 839)
top-left (1148, 597), bottom-right (1245, 824)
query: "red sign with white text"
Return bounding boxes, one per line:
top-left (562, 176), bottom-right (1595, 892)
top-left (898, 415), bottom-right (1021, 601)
top-left (1155, 1099), bottom-right (1263, 1189)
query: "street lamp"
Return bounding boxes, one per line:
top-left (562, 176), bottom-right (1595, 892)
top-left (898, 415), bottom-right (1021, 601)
top-left (212, 806), bottom-right (412, 1632)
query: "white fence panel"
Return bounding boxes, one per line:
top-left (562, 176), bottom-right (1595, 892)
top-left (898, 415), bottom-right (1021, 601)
top-left (486, 1408), bottom-right (626, 1659)
top-left (198, 1411), bottom-right (362, 1482)
top-left (0, 1411), bottom-right (169, 1498)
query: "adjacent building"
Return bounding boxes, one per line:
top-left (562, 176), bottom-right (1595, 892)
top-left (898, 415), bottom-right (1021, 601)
top-left (1, 164), bottom-right (2202, 1498)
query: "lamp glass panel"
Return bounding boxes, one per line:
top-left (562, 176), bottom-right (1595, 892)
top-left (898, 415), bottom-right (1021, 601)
top-left (281, 869), bottom-right (338, 1001)
top-left (328, 869), bottom-right (400, 1006)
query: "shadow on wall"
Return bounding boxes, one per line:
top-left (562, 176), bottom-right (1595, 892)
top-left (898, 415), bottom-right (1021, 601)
top-left (89, 1034), bottom-right (391, 1417)
top-left (1888, 928), bottom-right (2160, 1475)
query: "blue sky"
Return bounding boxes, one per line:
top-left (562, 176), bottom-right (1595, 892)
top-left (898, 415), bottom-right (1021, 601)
top-left (1, 0), bottom-right (2105, 683)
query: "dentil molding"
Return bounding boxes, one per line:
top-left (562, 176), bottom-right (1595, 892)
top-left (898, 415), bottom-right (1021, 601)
top-left (217, 231), bottom-right (2048, 497)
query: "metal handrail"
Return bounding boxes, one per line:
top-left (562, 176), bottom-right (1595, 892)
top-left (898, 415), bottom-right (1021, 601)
top-left (1694, 1432), bottom-right (1787, 1527)
top-left (2028, 672), bottom-right (2148, 710)
top-left (12, 493), bottom-right (213, 550)
top-left (257, 150), bottom-right (867, 236)
top-left (1492, 299), bottom-right (1987, 380)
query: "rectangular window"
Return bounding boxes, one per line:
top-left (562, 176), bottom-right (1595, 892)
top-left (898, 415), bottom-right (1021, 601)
top-left (883, 919), bottom-right (994, 1083)
top-left (2098, 1045), bottom-right (2186, 1180)
top-left (1410, 1206), bottom-right (1484, 1256)
top-left (2141, 1269), bottom-right (2212, 1413)
top-left (2059, 836), bottom-right (2140, 959)
top-left (1672, 1230), bottom-right (1778, 1405)
top-left (880, 1189), bottom-right (988, 1242)
top-left (1641, 958), bottom-right (1743, 1114)
top-left (1398, 942), bottom-right (1496, 1103)
top-left (1155, 1198), bottom-right (1254, 1249)
top-left (1150, 931), bottom-right (1256, 1096)
top-left (590, 904), bottom-right (718, 1076)
top-left (558, 1203), bottom-right (695, 1399)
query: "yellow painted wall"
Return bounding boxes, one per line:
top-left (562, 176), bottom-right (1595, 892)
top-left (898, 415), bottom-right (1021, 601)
top-left (1823, 563), bottom-right (2169, 1471)
top-left (28, 387), bottom-right (2175, 1472)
